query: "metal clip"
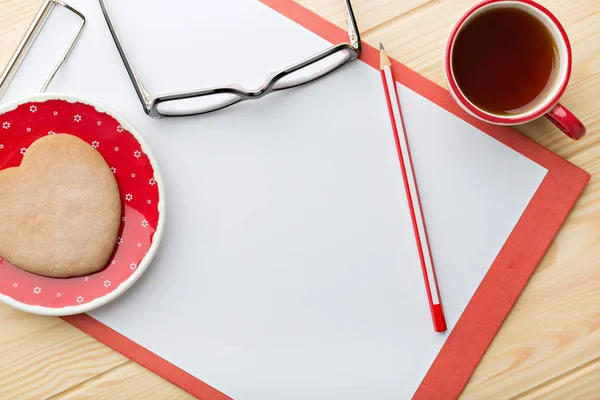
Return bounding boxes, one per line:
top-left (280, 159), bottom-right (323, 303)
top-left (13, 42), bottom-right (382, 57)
top-left (0, 0), bottom-right (85, 100)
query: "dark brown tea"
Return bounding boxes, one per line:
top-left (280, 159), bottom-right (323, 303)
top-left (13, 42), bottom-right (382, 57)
top-left (451, 6), bottom-right (559, 115)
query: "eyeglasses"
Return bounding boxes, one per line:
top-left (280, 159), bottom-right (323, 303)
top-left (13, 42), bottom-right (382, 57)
top-left (98, 0), bottom-right (361, 118)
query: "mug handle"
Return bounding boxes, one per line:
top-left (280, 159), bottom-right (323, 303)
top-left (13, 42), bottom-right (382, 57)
top-left (545, 104), bottom-right (586, 140)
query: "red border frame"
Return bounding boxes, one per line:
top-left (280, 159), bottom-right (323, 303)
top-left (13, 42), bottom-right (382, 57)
top-left (63, 1), bottom-right (590, 399)
top-left (444, 0), bottom-right (573, 125)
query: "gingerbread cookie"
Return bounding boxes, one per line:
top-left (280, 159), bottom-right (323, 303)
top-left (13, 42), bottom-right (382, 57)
top-left (0, 134), bottom-right (121, 278)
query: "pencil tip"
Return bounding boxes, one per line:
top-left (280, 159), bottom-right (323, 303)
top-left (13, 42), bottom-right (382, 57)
top-left (379, 43), bottom-right (391, 69)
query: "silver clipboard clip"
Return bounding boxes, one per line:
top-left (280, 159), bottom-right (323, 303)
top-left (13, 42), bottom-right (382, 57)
top-left (0, 0), bottom-right (85, 100)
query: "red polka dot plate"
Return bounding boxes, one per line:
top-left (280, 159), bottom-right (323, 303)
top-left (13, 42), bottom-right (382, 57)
top-left (0, 93), bottom-right (165, 316)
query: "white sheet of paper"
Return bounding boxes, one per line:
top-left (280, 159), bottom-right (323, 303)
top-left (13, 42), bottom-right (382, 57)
top-left (1, 0), bottom-right (547, 398)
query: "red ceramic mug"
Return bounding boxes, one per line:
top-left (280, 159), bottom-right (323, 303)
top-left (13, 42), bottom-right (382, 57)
top-left (444, 0), bottom-right (586, 140)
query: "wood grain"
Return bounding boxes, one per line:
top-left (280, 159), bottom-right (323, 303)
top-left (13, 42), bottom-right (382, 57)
top-left (48, 361), bottom-right (192, 400)
top-left (0, 0), bottom-right (599, 398)
top-left (0, 307), bottom-right (127, 400)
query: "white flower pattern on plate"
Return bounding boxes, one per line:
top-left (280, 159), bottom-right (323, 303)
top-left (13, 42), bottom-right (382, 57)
top-left (122, 216), bottom-right (126, 221)
top-left (84, 276), bottom-right (89, 281)
top-left (0, 103), bottom-right (159, 307)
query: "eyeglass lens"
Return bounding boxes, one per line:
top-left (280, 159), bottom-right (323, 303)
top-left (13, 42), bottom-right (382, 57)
top-left (156, 93), bottom-right (242, 116)
top-left (273, 49), bottom-right (351, 90)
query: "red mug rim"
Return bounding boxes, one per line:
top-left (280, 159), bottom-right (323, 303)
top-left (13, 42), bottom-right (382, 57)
top-left (444, 0), bottom-right (572, 125)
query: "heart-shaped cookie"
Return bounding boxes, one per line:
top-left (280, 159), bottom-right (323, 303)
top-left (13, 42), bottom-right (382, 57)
top-left (0, 134), bottom-right (121, 278)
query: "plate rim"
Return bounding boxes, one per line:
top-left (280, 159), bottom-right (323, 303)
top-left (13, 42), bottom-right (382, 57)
top-left (0, 92), bottom-right (166, 316)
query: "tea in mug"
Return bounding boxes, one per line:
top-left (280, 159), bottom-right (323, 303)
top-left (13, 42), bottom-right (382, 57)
top-left (451, 6), bottom-right (559, 115)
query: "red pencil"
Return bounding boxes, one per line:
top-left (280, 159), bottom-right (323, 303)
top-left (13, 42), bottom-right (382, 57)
top-left (379, 43), bottom-right (447, 332)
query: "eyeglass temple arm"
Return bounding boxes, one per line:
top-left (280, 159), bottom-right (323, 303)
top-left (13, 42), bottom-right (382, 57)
top-left (97, 0), bottom-right (153, 113)
top-left (344, 0), bottom-right (361, 52)
top-left (0, 0), bottom-right (85, 101)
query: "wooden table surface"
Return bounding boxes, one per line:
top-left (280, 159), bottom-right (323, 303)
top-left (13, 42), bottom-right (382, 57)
top-left (0, 0), bottom-right (598, 398)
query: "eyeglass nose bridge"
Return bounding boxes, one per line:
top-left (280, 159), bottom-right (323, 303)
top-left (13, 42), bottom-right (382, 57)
top-left (233, 62), bottom-right (311, 97)
top-left (212, 79), bottom-right (280, 100)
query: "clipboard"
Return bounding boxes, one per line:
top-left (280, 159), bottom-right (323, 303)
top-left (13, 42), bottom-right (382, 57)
top-left (0, 0), bottom-right (589, 398)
